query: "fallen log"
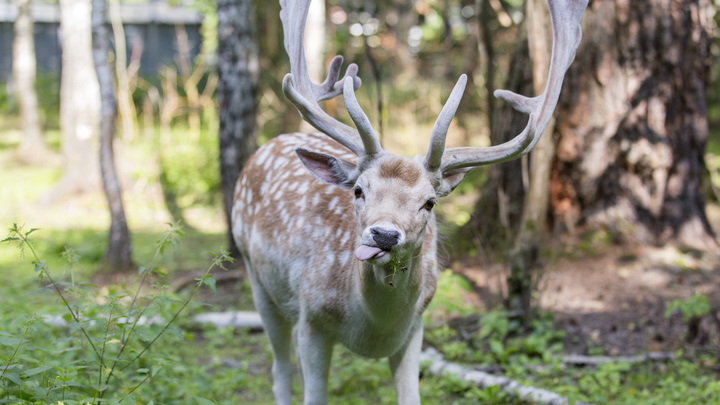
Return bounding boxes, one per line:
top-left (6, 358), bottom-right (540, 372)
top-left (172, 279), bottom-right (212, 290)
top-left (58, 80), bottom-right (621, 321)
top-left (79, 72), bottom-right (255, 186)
top-left (561, 352), bottom-right (675, 365)
top-left (192, 311), bottom-right (264, 330)
top-left (420, 348), bottom-right (594, 405)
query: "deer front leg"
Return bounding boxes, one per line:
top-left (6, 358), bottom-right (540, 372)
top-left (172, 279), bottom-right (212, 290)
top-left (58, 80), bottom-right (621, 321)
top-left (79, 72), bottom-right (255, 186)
top-left (248, 273), bottom-right (294, 405)
top-left (389, 319), bottom-right (423, 405)
top-left (296, 318), bottom-right (334, 405)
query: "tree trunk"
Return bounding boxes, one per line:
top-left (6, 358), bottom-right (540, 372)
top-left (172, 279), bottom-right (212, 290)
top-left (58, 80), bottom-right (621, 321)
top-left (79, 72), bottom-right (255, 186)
top-left (43, 0), bottom-right (101, 202)
top-left (551, 0), bottom-right (717, 251)
top-left (92, 0), bottom-right (134, 272)
top-left (463, 33), bottom-right (534, 254)
top-left (13, 0), bottom-right (52, 162)
top-left (506, 0), bottom-right (555, 324)
top-left (217, 0), bottom-right (259, 257)
top-left (470, 0), bottom-right (717, 257)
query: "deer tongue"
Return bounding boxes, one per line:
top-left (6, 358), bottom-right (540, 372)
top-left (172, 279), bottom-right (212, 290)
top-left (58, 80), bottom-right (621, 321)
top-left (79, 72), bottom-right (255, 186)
top-left (355, 245), bottom-right (386, 261)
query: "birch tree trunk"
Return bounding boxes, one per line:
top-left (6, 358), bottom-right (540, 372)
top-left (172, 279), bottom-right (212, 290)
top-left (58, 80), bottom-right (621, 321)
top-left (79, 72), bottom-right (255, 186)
top-left (217, 0), bottom-right (259, 256)
top-left (92, 0), bottom-right (134, 272)
top-left (13, 0), bottom-right (51, 162)
top-left (43, 0), bottom-right (101, 202)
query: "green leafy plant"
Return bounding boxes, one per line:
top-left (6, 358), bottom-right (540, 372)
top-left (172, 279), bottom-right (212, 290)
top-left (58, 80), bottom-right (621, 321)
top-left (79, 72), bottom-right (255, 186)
top-left (0, 223), bottom-right (231, 404)
top-left (425, 269), bottom-right (475, 319)
top-left (665, 293), bottom-right (711, 322)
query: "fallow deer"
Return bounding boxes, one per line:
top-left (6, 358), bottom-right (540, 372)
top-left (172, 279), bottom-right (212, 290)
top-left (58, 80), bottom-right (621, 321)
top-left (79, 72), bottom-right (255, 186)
top-left (231, 0), bottom-right (587, 403)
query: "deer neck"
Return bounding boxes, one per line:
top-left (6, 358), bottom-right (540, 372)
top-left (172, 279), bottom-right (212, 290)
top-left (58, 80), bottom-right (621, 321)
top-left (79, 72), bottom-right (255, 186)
top-left (355, 243), bottom-right (425, 324)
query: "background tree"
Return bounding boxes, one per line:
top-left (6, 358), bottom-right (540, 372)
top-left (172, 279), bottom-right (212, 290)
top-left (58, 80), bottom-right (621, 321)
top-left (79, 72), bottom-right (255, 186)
top-left (467, 0), bottom-right (718, 317)
top-left (506, 0), bottom-right (556, 324)
top-left (13, 0), bottom-right (52, 162)
top-left (550, 0), bottom-right (716, 251)
top-left (464, 23), bottom-right (534, 253)
top-left (92, 0), bottom-right (134, 272)
top-left (44, 0), bottom-right (101, 202)
top-left (217, 0), bottom-right (259, 256)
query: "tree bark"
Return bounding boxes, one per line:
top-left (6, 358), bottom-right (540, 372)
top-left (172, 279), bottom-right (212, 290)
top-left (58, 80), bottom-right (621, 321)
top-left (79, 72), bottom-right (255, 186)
top-left (470, 0), bottom-right (717, 260)
top-left (551, 0), bottom-right (717, 251)
top-left (217, 0), bottom-right (259, 257)
top-left (13, 0), bottom-right (52, 162)
top-left (43, 0), bottom-right (101, 202)
top-left (92, 0), bottom-right (134, 272)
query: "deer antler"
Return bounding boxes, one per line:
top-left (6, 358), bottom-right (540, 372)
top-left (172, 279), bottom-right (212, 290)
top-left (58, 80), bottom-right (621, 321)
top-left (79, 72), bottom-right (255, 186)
top-left (425, 0), bottom-right (587, 173)
top-left (280, 0), bottom-right (382, 157)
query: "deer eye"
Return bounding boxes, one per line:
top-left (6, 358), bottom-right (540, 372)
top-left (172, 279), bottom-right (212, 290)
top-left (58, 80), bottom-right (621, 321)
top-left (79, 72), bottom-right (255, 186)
top-left (423, 199), bottom-right (436, 211)
top-left (354, 187), bottom-right (363, 198)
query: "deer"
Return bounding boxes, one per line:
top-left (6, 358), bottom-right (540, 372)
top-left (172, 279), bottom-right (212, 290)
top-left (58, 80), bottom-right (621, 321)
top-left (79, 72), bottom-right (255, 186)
top-left (231, 0), bottom-right (586, 403)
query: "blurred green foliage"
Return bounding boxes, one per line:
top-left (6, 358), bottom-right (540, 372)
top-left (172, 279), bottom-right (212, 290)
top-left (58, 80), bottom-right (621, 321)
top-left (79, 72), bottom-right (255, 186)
top-left (425, 269), bottom-right (476, 320)
top-left (665, 293), bottom-right (711, 323)
top-left (156, 127), bottom-right (221, 209)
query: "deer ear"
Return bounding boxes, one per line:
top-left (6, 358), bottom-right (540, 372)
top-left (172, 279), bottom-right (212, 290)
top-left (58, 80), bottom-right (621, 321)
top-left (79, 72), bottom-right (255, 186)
top-left (296, 148), bottom-right (359, 189)
top-left (436, 167), bottom-right (474, 197)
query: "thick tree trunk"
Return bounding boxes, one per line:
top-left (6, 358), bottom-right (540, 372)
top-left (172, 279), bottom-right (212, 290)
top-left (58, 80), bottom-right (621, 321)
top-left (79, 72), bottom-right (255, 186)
top-left (92, 0), bottom-right (134, 272)
top-left (43, 0), bottom-right (101, 202)
top-left (551, 0), bottom-right (717, 251)
top-left (470, 0), bottom-right (717, 258)
top-left (217, 0), bottom-right (259, 256)
top-left (13, 0), bottom-right (52, 162)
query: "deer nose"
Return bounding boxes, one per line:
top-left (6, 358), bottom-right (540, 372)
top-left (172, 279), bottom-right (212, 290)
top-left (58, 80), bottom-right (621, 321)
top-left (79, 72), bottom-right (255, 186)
top-left (370, 227), bottom-right (400, 250)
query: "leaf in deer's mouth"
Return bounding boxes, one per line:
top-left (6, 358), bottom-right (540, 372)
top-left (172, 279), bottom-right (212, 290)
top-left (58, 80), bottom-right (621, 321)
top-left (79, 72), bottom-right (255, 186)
top-left (355, 245), bottom-right (387, 261)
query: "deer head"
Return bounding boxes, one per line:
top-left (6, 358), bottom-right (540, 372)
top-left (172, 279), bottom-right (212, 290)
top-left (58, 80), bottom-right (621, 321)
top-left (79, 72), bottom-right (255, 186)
top-left (280, 0), bottom-right (586, 264)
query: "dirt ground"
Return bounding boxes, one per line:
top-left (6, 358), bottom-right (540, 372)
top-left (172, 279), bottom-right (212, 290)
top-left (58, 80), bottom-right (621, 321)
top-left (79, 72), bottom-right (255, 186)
top-left (459, 241), bottom-right (720, 356)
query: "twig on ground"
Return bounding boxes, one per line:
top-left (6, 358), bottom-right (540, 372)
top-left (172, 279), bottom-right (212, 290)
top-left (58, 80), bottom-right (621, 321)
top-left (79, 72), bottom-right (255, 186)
top-left (561, 352), bottom-right (675, 365)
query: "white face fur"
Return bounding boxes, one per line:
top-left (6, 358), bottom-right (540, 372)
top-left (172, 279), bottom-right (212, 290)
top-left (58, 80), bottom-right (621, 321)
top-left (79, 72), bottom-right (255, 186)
top-left (296, 147), bottom-right (446, 265)
top-left (351, 155), bottom-right (437, 265)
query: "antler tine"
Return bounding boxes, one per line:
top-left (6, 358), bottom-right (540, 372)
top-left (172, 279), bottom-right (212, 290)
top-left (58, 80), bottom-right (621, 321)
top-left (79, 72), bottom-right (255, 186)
top-left (282, 74), bottom-right (363, 155)
top-left (280, 0), bottom-right (380, 157)
top-left (315, 56), bottom-right (362, 102)
top-left (343, 77), bottom-right (382, 156)
top-left (438, 0), bottom-right (587, 173)
top-left (425, 74), bottom-right (468, 171)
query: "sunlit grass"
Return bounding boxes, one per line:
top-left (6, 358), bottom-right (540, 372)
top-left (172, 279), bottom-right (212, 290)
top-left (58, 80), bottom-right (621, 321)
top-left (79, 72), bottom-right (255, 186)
top-left (0, 124), bottom-right (227, 313)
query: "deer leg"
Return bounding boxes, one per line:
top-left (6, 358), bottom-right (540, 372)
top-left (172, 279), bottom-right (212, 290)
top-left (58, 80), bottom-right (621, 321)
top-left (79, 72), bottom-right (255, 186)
top-left (389, 319), bottom-right (423, 405)
top-left (296, 317), bottom-right (333, 405)
top-left (249, 274), bottom-right (294, 405)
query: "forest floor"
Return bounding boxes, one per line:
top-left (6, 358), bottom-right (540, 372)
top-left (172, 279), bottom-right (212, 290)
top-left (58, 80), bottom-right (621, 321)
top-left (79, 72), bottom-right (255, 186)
top-left (456, 206), bottom-right (720, 358)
